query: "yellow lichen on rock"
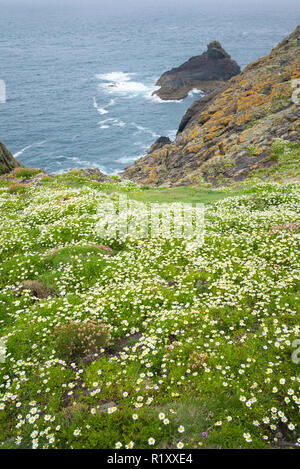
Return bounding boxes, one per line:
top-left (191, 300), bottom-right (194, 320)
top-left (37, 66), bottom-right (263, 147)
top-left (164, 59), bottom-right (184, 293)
top-left (123, 26), bottom-right (300, 186)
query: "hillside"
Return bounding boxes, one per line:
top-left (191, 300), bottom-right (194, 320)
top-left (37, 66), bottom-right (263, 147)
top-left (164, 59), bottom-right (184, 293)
top-left (0, 170), bottom-right (299, 449)
top-left (123, 26), bottom-right (300, 186)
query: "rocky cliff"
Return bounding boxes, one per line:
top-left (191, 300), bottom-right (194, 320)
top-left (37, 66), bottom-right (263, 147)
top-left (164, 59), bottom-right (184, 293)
top-left (153, 41), bottom-right (241, 100)
top-left (124, 26), bottom-right (300, 186)
top-left (0, 141), bottom-right (23, 174)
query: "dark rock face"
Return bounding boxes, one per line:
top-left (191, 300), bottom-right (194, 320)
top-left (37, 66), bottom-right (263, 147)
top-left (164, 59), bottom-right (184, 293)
top-left (0, 141), bottom-right (23, 174)
top-left (147, 136), bottom-right (171, 153)
top-left (153, 41), bottom-right (241, 101)
top-left (177, 88), bottom-right (221, 134)
top-left (206, 41), bottom-right (230, 59)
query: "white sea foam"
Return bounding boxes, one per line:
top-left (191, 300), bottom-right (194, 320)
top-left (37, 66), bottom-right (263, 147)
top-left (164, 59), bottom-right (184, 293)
top-left (14, 144), bottom-right (34, 158)
top-left (132, 123), bottom-right (160, 139)
top-left (116, 154), bottom-right (143, 164)
top-left (96, 71), bottom-right (132, 82)
top-left (97, 117), bottom-right (126, 129)
top-left (49, 155), bottom-right (110, 175)
top-left (167, 129), bottom-right (177, 140)
top-left (102, 80), bottom-right (150, 96)
top-left (113, 120), bottom-right (126, 127)
top-left (67, 156), bottom-right (108, 173)
top-left (96, 71), bottom-right (157, 99)
top-left (144, 91), bottom-right (164, 103)
top-left (188, 88), bottom-right (204, 97)
top-left (96, 71), bottom-right (186, 103)
top-left (14, 140), bottom-right (47, 159)
top-left (98, 118), bottom-right (115, 125)
top-left (93, 96), bottom-right (109, 115)
top-left (145, 83), bottom-right (184, 103)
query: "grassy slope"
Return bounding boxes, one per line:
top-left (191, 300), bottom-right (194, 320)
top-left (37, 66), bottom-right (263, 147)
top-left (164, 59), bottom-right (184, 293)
top-left (132, 186), bottom-right (243, 205)
top-left (0, 169), bottom-right (299, 449)
top-left (248, 140), bottom-right (300, 183)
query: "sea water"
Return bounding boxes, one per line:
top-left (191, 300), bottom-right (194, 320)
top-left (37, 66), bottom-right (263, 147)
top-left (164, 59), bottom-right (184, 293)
top-left (0, 0), bottom-right (299, 174)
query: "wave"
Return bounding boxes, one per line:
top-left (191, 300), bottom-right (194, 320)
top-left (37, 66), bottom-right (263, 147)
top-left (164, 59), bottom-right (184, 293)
top-left (14, 144), bottom-right (34, 159)
top-left (93, 96), bottom-right (109, 115)
top-left (98, 117), bottom-right (126, 129)
top-left (96, 71), bottom-right (133, 82)
top-left (53, 156), bottom-right (110, 174)
top-left (116, 154), bottom-right (144, 164)
top-left (95, 71), bottom-right (186, 104)
top-left (132, 123), bottom-right (160, 139)
top-left (145, 82), bottom-right (185, 103)
top-left (113, 120), bottom-right (126, 127)
top-left (14, 140), bottom-right (47, 159)
top-left (188, 88), bottom-right (204, 97)
top-left (98, 118), bottom-right (115, 124)
top-left (167, 129), bottom-right (177, 140)
top-left (96, 71), bottom-right (157, 99)
top-left (93, 96), bottom-right (117, 117)
top-left (145, 92), bottom-right (165, 103)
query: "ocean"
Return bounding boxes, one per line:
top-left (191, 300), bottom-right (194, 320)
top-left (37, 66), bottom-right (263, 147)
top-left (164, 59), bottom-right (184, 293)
top-left (0, 0), bottom-right (299, 174)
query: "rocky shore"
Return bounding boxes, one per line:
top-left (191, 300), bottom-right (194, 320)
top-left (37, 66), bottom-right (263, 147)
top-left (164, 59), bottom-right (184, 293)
top-left (124, 26), bottom-right (300, 186)
top-left (2, 28), bottom-right (299, 189)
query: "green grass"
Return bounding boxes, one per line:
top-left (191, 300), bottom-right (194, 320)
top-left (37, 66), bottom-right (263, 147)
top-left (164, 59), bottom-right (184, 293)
top-left (131, 186), bottom-right (242, 205)
top-left (0, 174), bottom-right (299, 450)
top-left (14, 168), bottom-right (44, 179)
top-left (250, 140), bottom-right (300, 182)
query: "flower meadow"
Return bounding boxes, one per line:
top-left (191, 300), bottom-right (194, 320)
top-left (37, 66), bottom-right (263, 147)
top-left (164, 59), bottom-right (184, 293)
top-left (0, 173), bottom-right (299, 449)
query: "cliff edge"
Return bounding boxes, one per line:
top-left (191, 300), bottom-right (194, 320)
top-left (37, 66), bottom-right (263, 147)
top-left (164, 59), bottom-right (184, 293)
top-left (124, 26), bottom-right (300, 186)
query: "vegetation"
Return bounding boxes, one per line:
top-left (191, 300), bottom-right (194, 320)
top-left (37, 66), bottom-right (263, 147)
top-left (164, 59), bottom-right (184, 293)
top-left (249, 140), bottom-right (300, 182)
top-left (132, 185), bottom-right (242, 205)
top-left (0, 172), bottom-right (299, 449)
top-left (14, 168), bottom-right (44, 179)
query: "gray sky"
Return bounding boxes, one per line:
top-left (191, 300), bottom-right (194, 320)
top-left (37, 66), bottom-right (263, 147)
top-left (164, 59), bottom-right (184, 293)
top-left (1, 0), bottom-right (299, 6)
top-left (1, 0), bottom-right (299, 22)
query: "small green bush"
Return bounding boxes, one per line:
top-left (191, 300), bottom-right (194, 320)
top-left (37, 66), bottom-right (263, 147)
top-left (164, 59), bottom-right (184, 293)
top-left (14, 167), bottom-right (43, 178)
top-left (53, 319), bottom-right (112, 362)
top-left (7, 183), bottom-right (28, 194)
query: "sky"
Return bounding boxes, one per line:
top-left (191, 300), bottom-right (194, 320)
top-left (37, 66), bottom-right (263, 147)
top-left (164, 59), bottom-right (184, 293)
top-left (0, 0), bottom-right (299, 18)
top-left (0, 0), bottom-right (298, 22)
top-left (1, 0), bottom-right (299, 7)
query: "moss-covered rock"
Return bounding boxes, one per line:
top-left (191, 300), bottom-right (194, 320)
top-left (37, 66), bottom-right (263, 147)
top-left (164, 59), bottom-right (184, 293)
top-left (0, 141), bottom-right (23, 174)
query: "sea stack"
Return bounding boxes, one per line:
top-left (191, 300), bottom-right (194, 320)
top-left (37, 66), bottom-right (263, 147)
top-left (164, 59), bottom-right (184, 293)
top-left (153, 41), bottom-right (241, 100)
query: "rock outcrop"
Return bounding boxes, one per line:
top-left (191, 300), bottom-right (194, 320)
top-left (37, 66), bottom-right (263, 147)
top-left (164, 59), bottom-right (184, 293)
top-left (123, 26), bottom-right (300, 186)
top-left (153, 41), bottom-right (241, 101)
top-left (0, 141), bottom-right (23, 174)
top-left (146, 136), bottom-right (172, 154)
